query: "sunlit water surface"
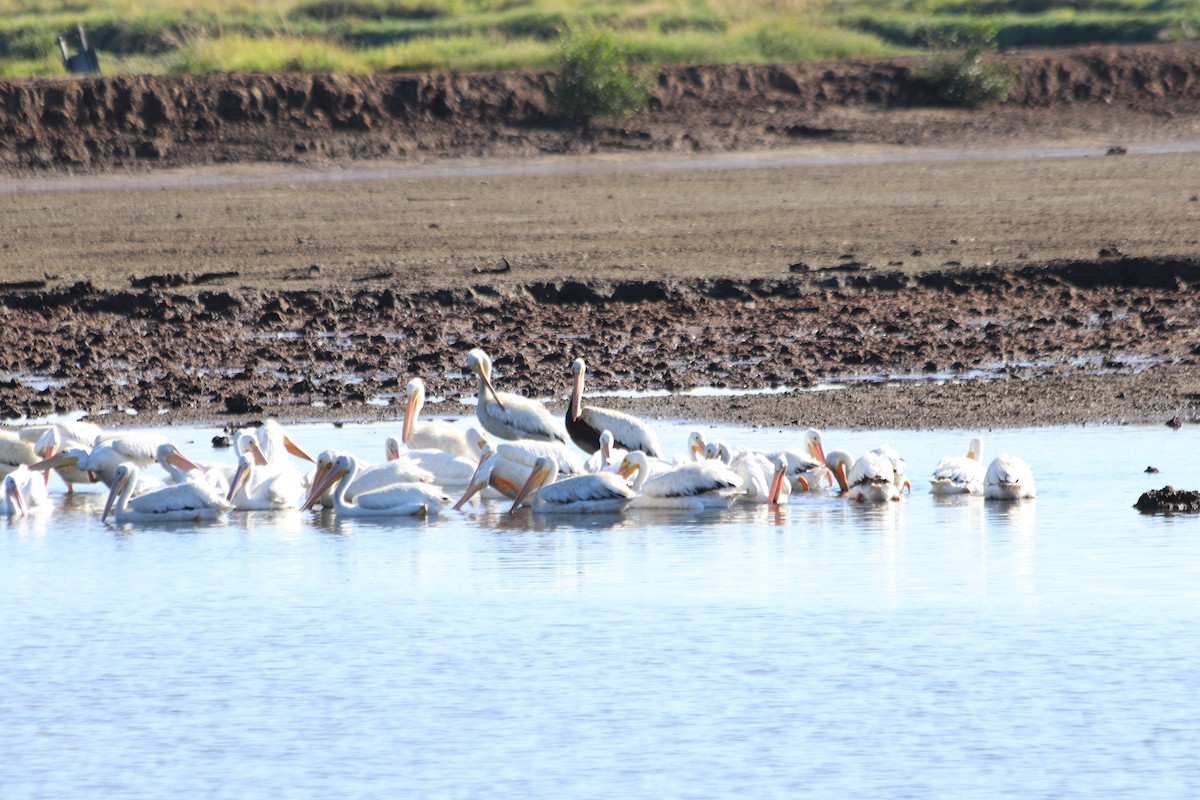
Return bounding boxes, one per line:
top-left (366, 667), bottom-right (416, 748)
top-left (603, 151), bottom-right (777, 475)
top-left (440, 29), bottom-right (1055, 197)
top-left (4, 420), bottom-right (1199, 799)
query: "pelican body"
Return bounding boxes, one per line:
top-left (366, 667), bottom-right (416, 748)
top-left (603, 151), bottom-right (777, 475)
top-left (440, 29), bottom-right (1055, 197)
top-left (303, 454), bottom-right (449, 518)
top-left (565, 358), bottom-right (661, 458)
top-left (467, 348), bottom-right (566, 443)
top-left (402, 378), bottom-right (478, 460)
top-left (984, 455), bottom-right (1036, 500)
top-left (618, 451), bottom-right (742, 510)
top-left (102, 464), bottom-right (229, 523)
top-left (509, 456), bottom-right (635, 515)
top-left (931, 437), bottom-right (986, 495)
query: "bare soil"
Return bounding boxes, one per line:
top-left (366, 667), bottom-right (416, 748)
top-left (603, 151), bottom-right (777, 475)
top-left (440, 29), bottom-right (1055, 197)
top-left (2, 44), bottom-right (1200, 433)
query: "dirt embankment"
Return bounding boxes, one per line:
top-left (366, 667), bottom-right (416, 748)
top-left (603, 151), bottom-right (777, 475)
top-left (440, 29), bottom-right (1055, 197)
top-left (4, 43), bottom-right (1200, 172)
top-left (2, 257), bottom-right (1198, 429)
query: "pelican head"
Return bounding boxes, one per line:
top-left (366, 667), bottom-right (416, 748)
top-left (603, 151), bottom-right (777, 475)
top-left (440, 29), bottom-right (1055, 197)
top-left (467, 348), bottom-right (505, 411)
top-left (402, 378), bottom-right (426, 444)
top-left (825, 449), bottom-right (854, 494)
top-left (156, 443), bottom-right (204, 476)
top-left (454, 450), bottom-right (499, 510)
top-left (5, 474), bottom-right (27, 517)
top-left (385, 437), bottom-right (401, 462)
top-left (967, 437), bottom-right (984, 461)
top-left (305, 449), bottom-right (339, 507)
top-left (804, 429), bottom-right (827, 464)
top-left (686, 432), bottom-right (706, 461)
top-left (767, 455), bottom-right (791, 505)
top-left (101, 463), bottom-right (135, 523)
top-left (301, 454), bottom-right (353, 511)
top-left (508, 456), bottom-right (555, 514)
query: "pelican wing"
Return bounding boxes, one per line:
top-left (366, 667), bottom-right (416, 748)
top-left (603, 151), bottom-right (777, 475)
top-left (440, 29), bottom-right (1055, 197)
top-left (396, 449), bottom-right (477, 486)
top-left (644, 461), bottom-right (742, 499)
top-left (848, 451), bottom-right (895, 488)
top-left (353, 460), bottom-right (436, 492)
top-left (98, 433), bottom-right (170, 464)
top-left (355, 482), bottom-right (449, 512)
top-left (482, 394), bottom-right (567, 443)
top-left (406, 422), bottom-right (477, 461)
top-left (495, 440), bottom-right (586, 476)
top-left (0, 431), bottom-right (38, 472)
top-left (931, 455), bottom-right (986, 494)
top-left (578, 406), bottom-right (661, 458)
top-left (985, 455), bottom-right (1036, 499)
top-left (128, 482), bottom-right (227, 515)
top-left (538, 473), bottom-right (636, 505)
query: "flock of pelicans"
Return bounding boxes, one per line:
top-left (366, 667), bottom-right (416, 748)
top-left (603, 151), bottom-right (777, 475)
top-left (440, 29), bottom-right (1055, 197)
top-left (0, 349), bottom-right (1037, 523)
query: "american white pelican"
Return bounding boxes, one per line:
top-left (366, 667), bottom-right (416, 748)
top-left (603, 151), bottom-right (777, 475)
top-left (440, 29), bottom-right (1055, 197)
top-left (931, 437), bottom-right (986, 495)
top-left (3, 465), bottom-right (51, 516)
top-left (88, 431), bottom-right (169, 486)
top-left (33, 426), bottom-right (93, 491)
top-left (767, 456), bottom-right (792, 505)
top-left (453, 445), bottom-right (536, 506)
top-left (843, 451), bottom-right (904, 503)
top-left (155, 443), bottom-right (209, 486)
top-left (401, 378), bottom-right (478, 460)
top-left (0, 429), bottom-right (38, 478)
top-left (466, 348), bottom-right (566, 443)
top-left (565, 358), bottom-right (661, 458)
top-left (252, 420), bottom-right (316, 465)
top-left (385, 437), bottom-right (477, 487)
top-left (617, 450), bottom-right (742, 510)
top-left (466, 430), bottom-right (587, 478)
top-left (673, 431), bottom-right (708, 465)
top-left (307, 448), bottom-right (434, 509)
top-left (585, 430), bottom-right (627, 474)
top-left (302, 454), bottom-right (449, 518)
top-left (102, 463), bottom-right (229, 523)
top-left (226, 451), bottom-right (305, 510)
top-left (731, 449), bottom-right (806, 503)
top-left (984, 454), bottom-right (1036, 500)
top-left (509, 455), bottom-right (635, 515)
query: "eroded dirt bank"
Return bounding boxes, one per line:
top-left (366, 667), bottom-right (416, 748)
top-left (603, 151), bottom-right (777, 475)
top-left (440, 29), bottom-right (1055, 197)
top-left (5, 43), bottom-right (1200, 172)
top-left (1, 259), bottom-right (1198, 431)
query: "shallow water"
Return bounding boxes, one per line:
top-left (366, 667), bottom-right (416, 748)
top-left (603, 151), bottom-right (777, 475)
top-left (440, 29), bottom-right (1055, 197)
top-left (3, 419), bottom-right (1199, 799)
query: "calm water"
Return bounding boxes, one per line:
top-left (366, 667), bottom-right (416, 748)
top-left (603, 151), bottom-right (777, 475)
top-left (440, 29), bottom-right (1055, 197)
top-left (3, 419), bottom-right (1199, 799)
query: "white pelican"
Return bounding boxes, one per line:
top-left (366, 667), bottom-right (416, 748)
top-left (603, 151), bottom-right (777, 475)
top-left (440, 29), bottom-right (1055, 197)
top-left (401, 378), bottom-right (478, 460)
top-left (462, 427), bottom-right (586, 478)
top-left (226, 450), bottom-right (305, 510)
top-left (509, 455), bottom-right (635, 515)
top-left (102, 463), bottom-right (229, 523)
top-left (767, 456), bottom-right (792, 505)
top-left (731, 449), bottom-right (806, 503)
top-left (155, 443), bottom-right (209, 486)
top-left (0, 429), bottom-right (38, 478)
top-left (4, 465), bottom-right (51, 516)
top-left (385, 437), bottom-right (477, 487)
top-left (302, 454), bottom-right (449, 518)
top-left (88, 431), bottom-right (169, 486)
top-left (306, 448), bottom-right (434, 509)
top-left (673, 431), bottom-right (708, 465)
top-left (617, 450), bottom-right (742, 510)
top-left (565, 358), bottom-right (661, 458)
top-left (453, 445), bottom-right (536, 507)
top-left (466, 348), bottom-right (566, 443)
top-left (252, 420), bottom-right (315, 465)
top-left (585, 430), bottom-right (627, 474)
top-left (984, 454), bottom-right (1036, 500)
top-left (843, 451), bottom-right (904, 502)
top-left (931, 437), bottom-right (986, 495)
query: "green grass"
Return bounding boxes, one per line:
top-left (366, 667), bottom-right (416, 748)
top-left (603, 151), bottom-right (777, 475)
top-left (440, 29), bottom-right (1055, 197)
top-left (2, 0), bottom-right (1198, 77)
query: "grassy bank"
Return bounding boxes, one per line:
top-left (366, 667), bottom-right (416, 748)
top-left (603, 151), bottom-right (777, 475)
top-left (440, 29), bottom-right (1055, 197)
top-left (1, 0), bottom-right (1196, 77)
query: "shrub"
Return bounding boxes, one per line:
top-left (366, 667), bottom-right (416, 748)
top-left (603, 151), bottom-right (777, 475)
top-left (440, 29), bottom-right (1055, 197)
top-left (922, 34), bottom-right (1015, 106)
top-left (549, 26), bottom-right (651, 124)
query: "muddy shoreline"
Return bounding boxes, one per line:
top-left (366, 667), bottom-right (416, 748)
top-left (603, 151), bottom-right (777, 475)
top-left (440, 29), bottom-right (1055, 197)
top-left (5, 44), bottom-right (1200, 433)
top-left (1, 260), bottom-right (1198, 432)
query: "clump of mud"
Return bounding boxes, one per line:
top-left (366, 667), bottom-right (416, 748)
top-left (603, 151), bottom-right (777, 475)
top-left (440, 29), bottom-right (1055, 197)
top-left (1134, 486), bottom-right (1200, 514)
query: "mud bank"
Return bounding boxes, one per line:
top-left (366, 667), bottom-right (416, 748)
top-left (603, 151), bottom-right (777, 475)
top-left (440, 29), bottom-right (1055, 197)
top-left (5, 43), bottom-right (1200, 172)
top-left (2, 258), bottom-right (1198, 430)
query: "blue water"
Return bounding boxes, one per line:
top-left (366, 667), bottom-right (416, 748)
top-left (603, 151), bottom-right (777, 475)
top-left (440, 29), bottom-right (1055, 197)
top-left (3, 420), bottom-right (1199, 799)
